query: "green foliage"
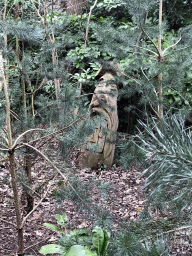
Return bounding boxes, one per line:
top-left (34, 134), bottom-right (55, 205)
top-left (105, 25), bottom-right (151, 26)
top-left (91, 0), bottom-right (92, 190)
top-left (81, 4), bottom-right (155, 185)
top-left (92, 226), bottom-right (110, 256)
top-left (39, 214), bottom-right (109, 256)
top-left (39, 244), bottom-right (63, 254)
top-left (136, 115), bottom-right (192, 213)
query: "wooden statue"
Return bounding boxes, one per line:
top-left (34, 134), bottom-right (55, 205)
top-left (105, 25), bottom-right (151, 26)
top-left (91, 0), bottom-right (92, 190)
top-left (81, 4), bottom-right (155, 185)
top-left (80, 63), bottom-right (122, 168)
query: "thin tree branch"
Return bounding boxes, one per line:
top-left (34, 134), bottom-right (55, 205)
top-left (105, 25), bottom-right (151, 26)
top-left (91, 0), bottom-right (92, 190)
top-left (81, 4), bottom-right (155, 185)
top-left (141, 68), bottom-right (158, 97)
top-left (121, 71), bottom-right (141, 85)
top-left (24, 239), bottom-right (49, 251)
top-left (25, 116), bottom-right (85, 145)
top-left (84, 0), bottom-right (98, 48)
top-left (20, 142), bottom-right (92, 216)
top-left (149, 102), bottom-right (159, 118)
top-left (142, 224), bottom-right (192, 242)
top-left (0, 134), bottom-right (8, 144)
top-left (141, 27), bottom-right (160, 56)
top-left (10, 109), bottom-right (20, 121)
top-left (0, 141), bottom-right (8, 148)
top-left (133, 45), bottom-right (158, 56)
top-left (162, 37), bottom-right (182, 54)
top-left (21, 182), bottom-right (41, 198)
top-left (21, 175), bottom-right (57, 227)
top-left (12, 128), bottom-right (45, 149)
top-left (0, 218), bottom-right (17, 228)
top-left (0, 147), bottom-right (9, 151)
top-left (30, 0), bottom-right (44, 24)
top-left (33, 77), bottom-right (48, 94)
top-left (78, 92), bottom-right (94, 98)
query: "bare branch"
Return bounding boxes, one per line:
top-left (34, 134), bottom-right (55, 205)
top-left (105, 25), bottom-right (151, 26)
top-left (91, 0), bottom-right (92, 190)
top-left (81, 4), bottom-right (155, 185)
top-left (84, 0), bottom-right (98, 48)
top-left (0, 134), bottom-right (8, 144)
top-left (133, 45), bottom-right (158, 56)
top-left (21, 175), bottom-right (57, 227)
top-left (120, 71), bottom-right (142, 86)
top-left (162, 37), bottom-right (182, 54)
top-left (0, 218), bottom-right (17, 228)
top-left (26, 116), bottom-right (85, 144)
top-left (0, 147), bottom-right (9, 151)
top-left (12, 128), bottom-right (45, 149)
top-left (149, 102), bottom-right (159, 118)
top-left (141, 68), bottom-right (158, 97)
top-left (30, 0), bottom-right (44, 24)
top-left (141, 27), bottom-right (160, 56)
top-left (20, 142), bottom-right (92, 217)
top-left (33, 77), bottom-right (48, 94)
top-left (20, 182), bottom-right (41, 198)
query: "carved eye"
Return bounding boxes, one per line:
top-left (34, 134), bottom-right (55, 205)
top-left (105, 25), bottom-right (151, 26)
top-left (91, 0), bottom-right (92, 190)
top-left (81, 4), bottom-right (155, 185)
top-left (99, 77), bottom-right (104, 82)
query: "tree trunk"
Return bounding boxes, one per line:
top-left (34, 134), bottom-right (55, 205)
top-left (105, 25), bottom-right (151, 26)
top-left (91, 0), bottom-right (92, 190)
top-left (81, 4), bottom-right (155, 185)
top-left (9, 151), bottom-right (24, 255)
top-left (67, 0), bottom-right (85, 15)
top-left (2, 47), bottom-right (24, 255)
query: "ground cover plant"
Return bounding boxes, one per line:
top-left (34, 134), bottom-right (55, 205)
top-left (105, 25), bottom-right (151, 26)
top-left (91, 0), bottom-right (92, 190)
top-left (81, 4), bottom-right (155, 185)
top-left (1, 0), bottom-right (192, 255)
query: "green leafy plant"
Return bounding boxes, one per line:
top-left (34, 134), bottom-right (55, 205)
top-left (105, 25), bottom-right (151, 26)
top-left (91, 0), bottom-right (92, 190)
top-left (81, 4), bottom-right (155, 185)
top-left (39, 214), bottom-right (110, 256)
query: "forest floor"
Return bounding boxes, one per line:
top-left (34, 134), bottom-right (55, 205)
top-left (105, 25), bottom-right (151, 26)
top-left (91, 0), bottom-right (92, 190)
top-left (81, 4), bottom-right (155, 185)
top-left (0, 147), bottom-right (192, 255)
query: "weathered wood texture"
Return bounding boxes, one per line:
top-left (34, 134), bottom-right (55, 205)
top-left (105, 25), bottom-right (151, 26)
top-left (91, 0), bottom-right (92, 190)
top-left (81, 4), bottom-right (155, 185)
top-left (80, 65), bottom-right (120, 168)
top-left (66, 0), bottom-right (86, 15)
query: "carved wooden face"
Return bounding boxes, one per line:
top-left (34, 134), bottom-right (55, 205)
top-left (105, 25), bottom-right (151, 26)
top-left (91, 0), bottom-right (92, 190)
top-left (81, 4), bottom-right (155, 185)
top-left (89, 72), bottom-right (118, 131)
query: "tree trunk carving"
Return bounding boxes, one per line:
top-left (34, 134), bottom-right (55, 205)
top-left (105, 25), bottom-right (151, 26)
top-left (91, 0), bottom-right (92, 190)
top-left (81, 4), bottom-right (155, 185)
top-left (80, 65), bottom-right (121, 168)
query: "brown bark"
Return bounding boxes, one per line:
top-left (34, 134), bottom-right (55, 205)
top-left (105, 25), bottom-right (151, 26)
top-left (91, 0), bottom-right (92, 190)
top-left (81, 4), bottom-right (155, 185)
top-left (3, 51), bottom-right (24, 255)
top-left (67, 0), bottom-right (86, 15)
top-left (9, 151), bottom-right (24, 255)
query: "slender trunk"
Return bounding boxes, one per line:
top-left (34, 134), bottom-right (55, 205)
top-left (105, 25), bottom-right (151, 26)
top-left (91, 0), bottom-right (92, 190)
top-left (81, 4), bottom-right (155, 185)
top-left (3, 2), bottom-right (24, 251)
top-left (157, 0), bottom-right (163, 119)
top-left (52, 47), bottom-right (60, 102)
top-left (19, 32), bottom-right (34, 213)
top-left (24, 142), bottom-right (33, 213)
top-left (22, 74), bottom-right (34, 213)
top-left (9, 151), bottom-right (24, 256)
top-left (3, 53), bottom-right (24, 255)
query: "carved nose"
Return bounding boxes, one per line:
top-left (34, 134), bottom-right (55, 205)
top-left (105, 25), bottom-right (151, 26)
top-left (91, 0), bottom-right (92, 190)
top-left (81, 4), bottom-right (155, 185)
top-left (100, 94), bottom-right (107, 102)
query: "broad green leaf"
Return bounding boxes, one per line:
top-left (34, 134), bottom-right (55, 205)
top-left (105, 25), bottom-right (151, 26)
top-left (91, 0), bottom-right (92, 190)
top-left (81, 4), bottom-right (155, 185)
top-left (84, 247), bottom-right (98, 256)
top-left (43, 223), bottom-right (64, 234)
top-left (39, 244), bottom-right (62, 254)
top-left (100, 229), bottom-right (110, 256)
top-left (92, 226), bottom-right (104, 254)
top-left (65, 245), bottom-right (97, 256)
top-left (64, 245), bottom-right (85, 256)
top-left (55, 213), bottom-right (68, 226)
